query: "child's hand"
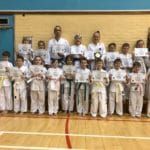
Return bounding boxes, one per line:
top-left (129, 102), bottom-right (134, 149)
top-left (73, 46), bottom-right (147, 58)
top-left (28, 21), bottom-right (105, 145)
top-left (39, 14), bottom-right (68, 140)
top-left (47, 76), bottom-right (52, 80)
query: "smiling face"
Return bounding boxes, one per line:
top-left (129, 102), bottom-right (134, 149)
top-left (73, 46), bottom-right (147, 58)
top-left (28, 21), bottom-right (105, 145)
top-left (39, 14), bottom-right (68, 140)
top-left (96, 60), bottom-right (103, 70)
top-left (52, 59), bottom-right (59, 68)
top-left (114, 60), bottom-right (122, 70)
top-left (80, 59), bottom-right (88, 69)
top-left (34, 56), bottom-right (43, 65)
top-left (16, 58), bottom-right (24, 67)
top-left (66, 57), bottom-right (73, 65)
top-left (92, 32), bottom-right (100, 44)
top-left (38, 41), bottom-right (45, 49)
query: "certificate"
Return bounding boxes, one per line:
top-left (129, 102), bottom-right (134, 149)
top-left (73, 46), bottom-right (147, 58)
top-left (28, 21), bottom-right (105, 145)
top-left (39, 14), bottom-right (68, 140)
top-left (0, 61), bottom-right (9, 75)
top-left (112, 71), bottom-right (126, 81)
top-left (84, 50), bottom-right (94, 60)
top-left (134, 48), bottom-right (149, 57)
top-left (75, 72), bottom-right (89, 83)
top-left (51, 45), bottom-right (65, 53)
top-left (47, 69), bottom-right (61, 79)
top-left (92, 71), bottom-right (107, 81)
top-left (18, 44), bottom-right (32, 52)
top-left (130, 73), bottom-right (145, 83)
top-left (106, 52), bottom-right (118, 62)
top-left (71, 46), bottom-right (83, 55)
top-left (63, 65), bottom-right (75, 74)
top-left (30, 65), bottom-right (44, 75)
top-left (34, 49), bottom-right (48, 59)
top-left (10, 68), bottom-right (23, 78)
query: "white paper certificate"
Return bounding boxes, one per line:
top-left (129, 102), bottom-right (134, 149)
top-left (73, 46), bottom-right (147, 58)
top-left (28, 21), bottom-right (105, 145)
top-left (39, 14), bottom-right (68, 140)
top-left (130, 73), bottom-right (145, 83)
top-left (34, 49), bottom-right (48, 59)
top-left (63, 65), bottom-right (75, 74)
top-left (75, 72), bottom-right (89, 83)
top-left (106, 52), bottom-right (118, 62)
top-left (92, 71), bottom-right (107, 81)
top-left (0, 61), bottom-right (9, 76)
top-left (10, 68), bottom-right (23, 78)
top-left (71, 46), bottom-right (83, 55)
top-left (51, 45), bottom-right (65, 53)
top-left (18, 44), bottom-right (32, 51)
top-left (30, 65), bottom-right (44, 75)
top-left (112, 71), bottom-right (126, 81)
top-left (134, 48), bottom-right (149, 57)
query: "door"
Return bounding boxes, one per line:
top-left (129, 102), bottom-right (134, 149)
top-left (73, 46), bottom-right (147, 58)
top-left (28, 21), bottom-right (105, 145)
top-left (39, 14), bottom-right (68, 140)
top-left (0, 15), bottom-right (14, 63)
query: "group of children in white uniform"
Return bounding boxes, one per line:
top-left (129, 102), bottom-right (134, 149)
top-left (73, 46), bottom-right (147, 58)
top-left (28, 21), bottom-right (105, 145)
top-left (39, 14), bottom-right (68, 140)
top-left (0, 26), bottom-right (150, 118)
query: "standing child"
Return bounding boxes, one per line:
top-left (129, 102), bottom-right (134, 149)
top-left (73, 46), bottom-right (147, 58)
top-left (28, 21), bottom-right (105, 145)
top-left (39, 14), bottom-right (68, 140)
top-left (75, 58), bottom-right (91, 116)
top-left (104, 43), bottom-right (119, 71)
top-left (71, 34), bottom-right (86, 69)
top-left (29, 56), bottom-right (47, 114)
top-left (119, 43), bottom-right (133, 72)
top-left (17, 37), bottom-right (33, 68)
top-left (90, 59), bottom-right (109, 118)
top-left (11, 55), bottom-right (28, 114)
top-left (129, 62), bottom-right (146, 117)
top-left (47, 59), bottom-right (64, 115)
top-left (0, 51), bottom-right (13, 113)
top-left (87, 31), bottom-right (106, 70)
top-left (33, 40), bottom-right (50, 69)
top-left (62, 55), bottom-right (75, 113)
top-left (119, 43), bottom-right (133, 102)
top-left (108, 58), bottom-right (127, 116)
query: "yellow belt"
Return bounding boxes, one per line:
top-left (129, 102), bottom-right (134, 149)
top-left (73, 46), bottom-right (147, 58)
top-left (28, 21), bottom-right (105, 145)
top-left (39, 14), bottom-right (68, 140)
top-left (0, 76), bottom-right (8, 89)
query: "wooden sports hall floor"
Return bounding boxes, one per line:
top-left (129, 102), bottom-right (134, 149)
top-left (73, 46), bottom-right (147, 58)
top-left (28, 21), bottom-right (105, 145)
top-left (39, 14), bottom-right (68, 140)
top-left (0, 112), bottom-right (150, 150)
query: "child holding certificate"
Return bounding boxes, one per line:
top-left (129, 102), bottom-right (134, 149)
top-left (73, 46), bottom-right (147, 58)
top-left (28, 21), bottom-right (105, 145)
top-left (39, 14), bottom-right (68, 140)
top-left (33, 40), bottom-right (50, 69)
top-left (90, 59), bottom-right (109, 118)
top-left (0, 51), bottom-right (13, 114)
top-left (108, 58), bottom-right (127, 116)
top-left (119, 43), bottom-right (133, 72)
top-left (104, 43), bottom-right (119, 71)
top-left (17, 37), bottom-right (33, 68)
top-left (75, 58), bottom-right (91, 116)
top-left (71, 34), bottom-right (86, 69)
top-left (29, 56), bottom-right (47, 114)
top-left (47, 59), bottom-right (64, 115)
top-left (11, 55), bottom-right (28, 114)
top-left (128, 62), bottom-right (146, 117)
top-left (62, 55), bottom-right (75, 113)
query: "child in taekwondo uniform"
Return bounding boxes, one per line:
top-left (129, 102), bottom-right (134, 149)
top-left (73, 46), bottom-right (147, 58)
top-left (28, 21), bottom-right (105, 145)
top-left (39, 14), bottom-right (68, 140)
top-left (62, 55), bottom-right (76, 113)
top-left (11, 55), bottom-right (28, 114)
top-left (128, 62), bottom-right (146, 117)
top-left (108, 58), bottom-right (127, 116)
top-left (47, 59), bottom-right (64, 115)
top-left (87, 31), bottom-right (106, 70)
top-left (0, 51), bottom-right (13, 113)
top-left (29, 56), bottom-right (47, 114)
top-left (90, 59), bottom-right (109, 118)
top-left (70, 34), bottom-right (86, 69)
top-left (75, 58), bottom-right (91, 116)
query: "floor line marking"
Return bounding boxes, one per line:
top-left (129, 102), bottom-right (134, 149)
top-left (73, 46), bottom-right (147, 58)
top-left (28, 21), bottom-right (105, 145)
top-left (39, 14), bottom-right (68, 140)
top-left (1, 114), bottom-right (150, 123)
top-left (0, 145), bottom-right (69, 150)
top-left (65, 114), bottom-right (72, 148)
top-left (1, 131), bottom-right (150, 140)
top-left (0, 131), bottom-right (3, 135)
